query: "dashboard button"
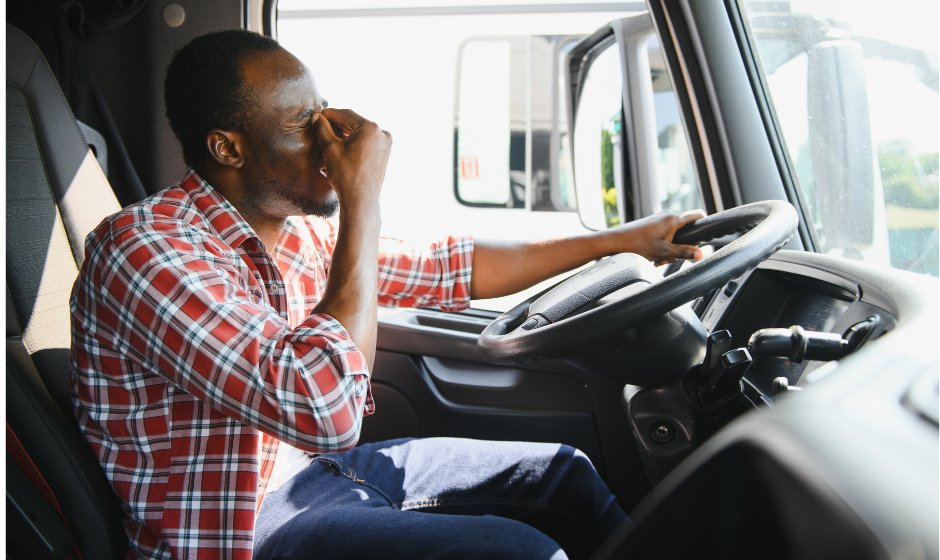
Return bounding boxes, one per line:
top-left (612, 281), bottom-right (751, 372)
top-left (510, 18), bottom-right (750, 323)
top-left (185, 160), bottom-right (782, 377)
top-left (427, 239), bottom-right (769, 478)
top-left (723, 280), bottom-right (739, 297)
top-left (649, 420), bottom-right (676, 444)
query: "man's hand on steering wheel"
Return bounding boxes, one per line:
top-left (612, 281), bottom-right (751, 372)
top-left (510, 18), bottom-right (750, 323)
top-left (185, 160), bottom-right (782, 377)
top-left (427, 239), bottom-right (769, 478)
top-left (470, 209), bottom-right (709, 300)
top-left (596, 209), bottom-right (707, 267)
top-left (478, 201), bottom-right (799, 369)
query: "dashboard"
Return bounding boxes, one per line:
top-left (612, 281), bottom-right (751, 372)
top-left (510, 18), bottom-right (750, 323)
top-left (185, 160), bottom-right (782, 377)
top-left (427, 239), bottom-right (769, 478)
top-left (375, 249), bottom-right (937, 559)
top-left (612, 249), bottom-right (938, 559)
top-left (697, 257), bottom-right (895, 398)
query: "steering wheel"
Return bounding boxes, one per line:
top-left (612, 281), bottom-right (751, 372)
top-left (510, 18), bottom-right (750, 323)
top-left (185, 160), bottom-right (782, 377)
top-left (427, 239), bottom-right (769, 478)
top-left (477, 200), bottom-right (798, 366)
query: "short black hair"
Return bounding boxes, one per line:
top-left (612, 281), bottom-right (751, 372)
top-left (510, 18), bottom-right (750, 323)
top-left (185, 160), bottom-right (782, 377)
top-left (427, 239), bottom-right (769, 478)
top-left (164, 29), bottom-right (282, 171)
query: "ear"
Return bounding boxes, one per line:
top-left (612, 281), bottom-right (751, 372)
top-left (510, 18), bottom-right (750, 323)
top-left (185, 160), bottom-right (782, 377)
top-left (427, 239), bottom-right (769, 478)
top-left (206, 129), bottom-right (245, 169)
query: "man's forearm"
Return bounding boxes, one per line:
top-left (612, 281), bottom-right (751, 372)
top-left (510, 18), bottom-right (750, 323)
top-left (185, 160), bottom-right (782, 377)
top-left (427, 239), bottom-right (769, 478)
top-left (313, 206), bottom-right (381, 370)
top-left (310, 108), bottom-right (393, 372)
top-left (469, 236), bottom-right (605, 300)
top-left (469, 210), bottom-right (706, 300)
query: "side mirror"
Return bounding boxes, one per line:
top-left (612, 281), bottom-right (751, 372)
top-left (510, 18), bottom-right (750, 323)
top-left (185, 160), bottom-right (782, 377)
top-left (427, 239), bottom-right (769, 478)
top-left (566, 14), bottom-right (657, 230)
top-left (806, 40), bottom-right (875, 254)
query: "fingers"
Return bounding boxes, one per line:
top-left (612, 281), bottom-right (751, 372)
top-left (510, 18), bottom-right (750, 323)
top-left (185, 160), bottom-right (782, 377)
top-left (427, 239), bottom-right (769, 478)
top-left (597, 207), bottom-right (709, 264)
top-left (321, 107), bottom-right (368, 130)
top-left (311, 113), bottom-right (340, 149)
top-left (668, 244), bottom-right (703, 261)
top-left (678, 209), bottom-right (707, 226)
top-left (659, 210), bottom-right (705, 261)
top-left (329, 120), bottom-right (347, 139)
top-left (655, 233), bottom-right (702, 261)
top-left (311, 107), bottom-right (393, 207)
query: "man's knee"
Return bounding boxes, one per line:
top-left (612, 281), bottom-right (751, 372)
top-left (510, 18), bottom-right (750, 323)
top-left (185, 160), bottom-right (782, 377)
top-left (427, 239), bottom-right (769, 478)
top-left (464, 515), bottom-right (570, 560)
top-left (553, 445), bottom-right (601, 482)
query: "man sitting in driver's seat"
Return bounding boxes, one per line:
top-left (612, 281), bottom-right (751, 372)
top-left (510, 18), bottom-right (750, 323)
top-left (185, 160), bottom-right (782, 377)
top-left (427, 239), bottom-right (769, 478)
top-left (70, 29), bottom-right (704, 560)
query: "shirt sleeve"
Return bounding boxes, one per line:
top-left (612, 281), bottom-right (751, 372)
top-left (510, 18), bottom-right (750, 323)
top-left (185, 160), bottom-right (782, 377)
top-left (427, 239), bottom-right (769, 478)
top-left (376, 235), bottom-right (475, 311)
top-left (89, 220), bottom-right (371, 454)
top-left (310, 218), bottom-right (475, 312)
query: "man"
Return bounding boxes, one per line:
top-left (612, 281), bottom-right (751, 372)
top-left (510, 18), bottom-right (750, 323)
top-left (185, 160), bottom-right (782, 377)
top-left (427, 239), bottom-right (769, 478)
top-left (70, 30), bottom-right (705, 560)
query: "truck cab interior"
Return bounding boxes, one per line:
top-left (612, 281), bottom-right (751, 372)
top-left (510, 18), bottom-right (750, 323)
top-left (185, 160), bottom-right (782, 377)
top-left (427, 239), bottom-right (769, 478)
top-left (6, 1), bottom-right (938, 559)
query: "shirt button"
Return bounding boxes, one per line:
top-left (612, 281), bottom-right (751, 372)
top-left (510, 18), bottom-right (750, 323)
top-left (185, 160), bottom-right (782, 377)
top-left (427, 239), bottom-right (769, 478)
top-left (269, 284), bottom-right (279, 294)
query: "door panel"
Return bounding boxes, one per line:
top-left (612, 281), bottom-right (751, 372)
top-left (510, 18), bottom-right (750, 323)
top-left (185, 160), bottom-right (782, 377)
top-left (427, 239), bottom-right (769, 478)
top-left (366, 350), bottom-right (603, 474)
top-left (422, 356), bottom-right (594, 412)
top-left (369, 308), bottom-right (654, 510)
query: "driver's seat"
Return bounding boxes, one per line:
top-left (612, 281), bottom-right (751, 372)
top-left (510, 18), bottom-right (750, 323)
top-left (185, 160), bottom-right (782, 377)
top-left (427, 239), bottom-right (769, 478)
top-left (6, 23), bottom-right (129, 559)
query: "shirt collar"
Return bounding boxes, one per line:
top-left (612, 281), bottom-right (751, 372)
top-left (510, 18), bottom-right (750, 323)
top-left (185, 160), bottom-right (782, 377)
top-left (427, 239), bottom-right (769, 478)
top-left (272, 216), bottom-right (316, 283)
top-left (179, 169), bottom-right (260, 251)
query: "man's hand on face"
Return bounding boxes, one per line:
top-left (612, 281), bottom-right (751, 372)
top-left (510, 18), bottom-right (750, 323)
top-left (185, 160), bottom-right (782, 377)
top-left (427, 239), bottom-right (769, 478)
top-left (312, 108), bottom-right (393, 209)
top-left (597, 209), bottom-right (707, 267)
top-left (308, 107), bottom-right (391, 371)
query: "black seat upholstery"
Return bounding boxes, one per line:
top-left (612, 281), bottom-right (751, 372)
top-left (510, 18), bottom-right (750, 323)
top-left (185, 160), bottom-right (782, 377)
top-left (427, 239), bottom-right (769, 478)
top-left (6, 23), bottom-right (129, 559)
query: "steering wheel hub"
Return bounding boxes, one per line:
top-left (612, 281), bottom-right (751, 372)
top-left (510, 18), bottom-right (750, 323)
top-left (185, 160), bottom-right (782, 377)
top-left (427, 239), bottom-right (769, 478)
top-left (521, 253), bottom-right (660, 331)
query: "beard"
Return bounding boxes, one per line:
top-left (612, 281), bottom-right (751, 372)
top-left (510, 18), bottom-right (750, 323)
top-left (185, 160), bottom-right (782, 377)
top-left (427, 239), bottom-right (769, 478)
top-left (242, 148), bottom-right (340, 220)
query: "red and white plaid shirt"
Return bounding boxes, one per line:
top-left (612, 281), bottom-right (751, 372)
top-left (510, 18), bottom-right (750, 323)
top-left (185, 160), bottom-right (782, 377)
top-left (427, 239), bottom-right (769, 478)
top-left (70, 170), bottom-right (473, 559)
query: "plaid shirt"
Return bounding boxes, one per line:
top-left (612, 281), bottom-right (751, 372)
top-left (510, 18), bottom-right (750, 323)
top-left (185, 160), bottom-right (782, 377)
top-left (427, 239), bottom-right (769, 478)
top-left (70, 170), bottom-right (473, 559)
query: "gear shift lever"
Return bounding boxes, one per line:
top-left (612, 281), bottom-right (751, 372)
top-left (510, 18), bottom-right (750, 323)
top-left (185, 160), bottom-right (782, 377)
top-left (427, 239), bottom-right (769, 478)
top-left (696, 330), bottom-right (732, 384)
top-left (686, 330), bottom-right (752, 409)
top-left (700, 348), bottom-right (753, 407)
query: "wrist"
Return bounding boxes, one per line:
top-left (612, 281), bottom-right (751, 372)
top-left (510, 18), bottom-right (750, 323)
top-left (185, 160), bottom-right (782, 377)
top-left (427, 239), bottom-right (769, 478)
top-left (337, 193), bottom-right (382, 223)
top-left (586, 229), bottom-right (631, 260)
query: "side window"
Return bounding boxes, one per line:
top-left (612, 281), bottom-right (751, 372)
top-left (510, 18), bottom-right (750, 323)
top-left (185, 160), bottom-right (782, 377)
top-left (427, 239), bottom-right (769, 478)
top-left (454, 38), bottom-right (526, 208)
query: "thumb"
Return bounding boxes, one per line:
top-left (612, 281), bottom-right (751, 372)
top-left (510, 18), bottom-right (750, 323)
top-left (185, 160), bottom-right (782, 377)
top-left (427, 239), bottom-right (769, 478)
top-left (311, 113), bottom-right (340, 150)
top-left (664, 242), bottom-right (703, 261)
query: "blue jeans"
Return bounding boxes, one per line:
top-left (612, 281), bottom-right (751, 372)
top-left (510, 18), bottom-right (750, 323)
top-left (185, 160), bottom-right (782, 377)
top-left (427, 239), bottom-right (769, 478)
top-left (253, 438), bottom-right (628, 559)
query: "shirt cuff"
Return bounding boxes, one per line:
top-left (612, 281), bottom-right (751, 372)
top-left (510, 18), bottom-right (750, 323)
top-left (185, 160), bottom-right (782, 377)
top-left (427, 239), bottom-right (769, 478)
top-left (437, 235), bottom-right (474, 312)
top-left (300, 312), bottom-right (375, 415)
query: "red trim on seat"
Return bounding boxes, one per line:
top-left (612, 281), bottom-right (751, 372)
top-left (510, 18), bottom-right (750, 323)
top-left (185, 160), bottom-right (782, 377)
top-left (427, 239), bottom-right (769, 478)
top-left (7, 422), bottom-right (83, 560)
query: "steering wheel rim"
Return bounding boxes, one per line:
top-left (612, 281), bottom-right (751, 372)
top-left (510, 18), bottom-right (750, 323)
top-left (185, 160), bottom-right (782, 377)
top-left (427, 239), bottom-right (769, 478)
top-left (477, 200), bottom-right (799, 365)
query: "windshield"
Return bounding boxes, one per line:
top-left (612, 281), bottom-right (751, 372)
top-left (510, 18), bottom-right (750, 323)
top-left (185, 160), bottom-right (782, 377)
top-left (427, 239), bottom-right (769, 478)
top-left (739, 0), bottom-right (939, 276)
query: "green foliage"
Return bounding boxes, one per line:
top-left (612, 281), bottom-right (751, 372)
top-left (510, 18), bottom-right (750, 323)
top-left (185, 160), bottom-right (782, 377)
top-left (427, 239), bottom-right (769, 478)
top-left (601, 128), bottom-right (613, 194)
top-left (918, 152), bottom-right (939, 175)
top-left (879, 140), bottom-right (939, 210)
top-left (600, 127), bottom-right (620, 227)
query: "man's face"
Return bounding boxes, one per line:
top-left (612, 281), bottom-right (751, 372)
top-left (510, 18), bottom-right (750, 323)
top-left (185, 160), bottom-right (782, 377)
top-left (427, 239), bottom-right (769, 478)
top-left (237, 48), bottom-right (338, 220)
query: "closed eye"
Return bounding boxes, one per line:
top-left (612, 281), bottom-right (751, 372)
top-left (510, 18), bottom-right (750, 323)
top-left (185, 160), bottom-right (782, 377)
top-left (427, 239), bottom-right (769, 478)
top-left (290, 109), bottom-right (316, 129)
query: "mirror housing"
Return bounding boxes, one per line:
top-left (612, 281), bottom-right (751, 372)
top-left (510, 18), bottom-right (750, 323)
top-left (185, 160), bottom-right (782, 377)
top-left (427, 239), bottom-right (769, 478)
top-left (565, 14), bottom-right (657, 230)
top-left (806, 40), bottom-right (875, 254)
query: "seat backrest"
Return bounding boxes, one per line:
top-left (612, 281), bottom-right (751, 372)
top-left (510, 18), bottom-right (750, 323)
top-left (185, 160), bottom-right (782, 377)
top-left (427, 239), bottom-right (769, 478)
top-left (6, 23), bottom-right (128, 560)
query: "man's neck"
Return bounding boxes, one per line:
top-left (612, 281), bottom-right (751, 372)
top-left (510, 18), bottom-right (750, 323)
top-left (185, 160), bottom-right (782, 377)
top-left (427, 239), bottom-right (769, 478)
top-left (244, 214), bottom-right (287, 255)
top-left (197, 167), bottom-right (286, 255)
